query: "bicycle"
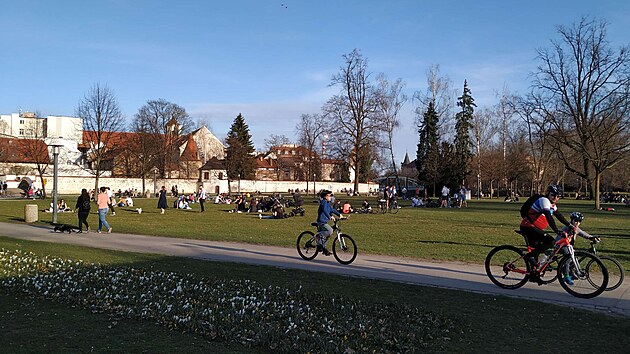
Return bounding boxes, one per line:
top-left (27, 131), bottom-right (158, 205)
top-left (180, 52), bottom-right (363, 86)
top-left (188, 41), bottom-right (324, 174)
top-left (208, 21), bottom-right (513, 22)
top-left (296, 217), bottom-right (358, 265)
top-left (485, 229), bottom-right (609, 299)
top-left (585, 238), bottom-right (625, 291)
top-left (388, 198), bottom-right (400, 214)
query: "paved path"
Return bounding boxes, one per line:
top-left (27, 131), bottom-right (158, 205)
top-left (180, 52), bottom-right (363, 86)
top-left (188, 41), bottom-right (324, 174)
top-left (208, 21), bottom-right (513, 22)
top-left (1, 222), bottom-right (629, 317)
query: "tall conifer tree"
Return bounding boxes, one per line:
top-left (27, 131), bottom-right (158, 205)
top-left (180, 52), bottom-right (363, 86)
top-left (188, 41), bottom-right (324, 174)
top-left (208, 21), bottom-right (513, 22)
top-left (225, 113), bottom-right (256, 180)
top-left (416, 101), bottom-right (440, 196)
top-left (453, 80), bottom-right (476, 185)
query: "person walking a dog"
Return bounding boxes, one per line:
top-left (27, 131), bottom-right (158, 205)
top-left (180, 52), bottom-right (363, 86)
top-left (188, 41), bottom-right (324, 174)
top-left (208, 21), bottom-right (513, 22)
top-left (75, 188), bottom-right (91, 233)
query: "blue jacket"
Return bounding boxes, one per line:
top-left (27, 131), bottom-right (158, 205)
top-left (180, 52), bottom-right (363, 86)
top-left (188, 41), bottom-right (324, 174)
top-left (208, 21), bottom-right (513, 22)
top-left (317, 198), bottom-right (341, 224)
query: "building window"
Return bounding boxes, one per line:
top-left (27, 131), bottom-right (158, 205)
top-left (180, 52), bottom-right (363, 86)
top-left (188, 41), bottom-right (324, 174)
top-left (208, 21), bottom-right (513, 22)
top-left (19, 129), bottom-right (24, 135)
top-left (218, 172), bottom-right (223, 180)
top-left (203, 172), bottom-right (209, 180)
top-left (19, 119), bottom-right (24, 124)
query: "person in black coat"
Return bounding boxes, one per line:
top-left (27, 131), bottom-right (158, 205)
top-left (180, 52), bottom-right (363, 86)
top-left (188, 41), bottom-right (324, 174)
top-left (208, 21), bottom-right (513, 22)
top-left (75, 188), bottom-right (91, 233)
top-left (158, 186), bottom-right (168, 214)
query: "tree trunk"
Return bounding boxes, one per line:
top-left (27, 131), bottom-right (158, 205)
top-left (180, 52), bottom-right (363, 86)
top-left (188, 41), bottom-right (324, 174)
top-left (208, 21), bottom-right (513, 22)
top-left (593, 172), bottom-right (601, 210)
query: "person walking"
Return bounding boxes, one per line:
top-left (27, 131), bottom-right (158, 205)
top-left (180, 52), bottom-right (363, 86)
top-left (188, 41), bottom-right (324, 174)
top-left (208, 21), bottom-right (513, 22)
top-left (440, 185), bottom-right (450, 208)
top-left (198, 185), bottom-right (206, 212)
top-left (75, 188), bottom-right (91, 233)
top-left (97, 187), bottom-right (112, 233)
top-left (158, 186), bottom-right (168, 214)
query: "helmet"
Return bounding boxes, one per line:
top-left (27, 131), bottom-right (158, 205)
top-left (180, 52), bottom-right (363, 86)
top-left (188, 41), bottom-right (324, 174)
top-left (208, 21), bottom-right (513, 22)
top-left (319, 189), bottom-right (333, 198)
top-left (570, 211), bottom-right (584, 222)
top-left (546, 185), bottom-right (562, 196)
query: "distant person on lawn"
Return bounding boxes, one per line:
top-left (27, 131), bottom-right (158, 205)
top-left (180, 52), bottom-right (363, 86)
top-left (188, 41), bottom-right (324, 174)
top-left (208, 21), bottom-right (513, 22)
top-left (158, 186), bottom-right (168, 214)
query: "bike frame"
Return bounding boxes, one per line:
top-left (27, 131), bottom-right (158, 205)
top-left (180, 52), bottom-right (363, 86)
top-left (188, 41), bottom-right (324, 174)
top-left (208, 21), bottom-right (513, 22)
top-left (511, 231), bottom-right (581, 276)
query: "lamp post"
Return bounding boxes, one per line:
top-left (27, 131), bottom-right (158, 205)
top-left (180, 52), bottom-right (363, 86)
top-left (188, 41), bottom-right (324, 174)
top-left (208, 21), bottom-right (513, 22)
top-left (477, 173), bottom-right (481, 199)
top-left (313, 173), bottom-right (316, 197)
top-left (49, 140), bottom-right (63, 224)
top-left (238, 173), bottom-right (241, 194)
top-left (153, 167), bottom-right (158, 197)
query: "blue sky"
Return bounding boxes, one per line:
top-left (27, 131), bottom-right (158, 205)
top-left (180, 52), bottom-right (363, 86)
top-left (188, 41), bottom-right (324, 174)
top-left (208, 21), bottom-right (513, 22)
top-left (1, 0), bottom-right (628, 162)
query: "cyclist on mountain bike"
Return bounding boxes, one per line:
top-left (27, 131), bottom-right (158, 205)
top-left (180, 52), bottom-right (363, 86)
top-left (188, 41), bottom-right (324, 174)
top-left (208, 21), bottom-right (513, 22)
top-left (555, 211), bottom-right (600, 285)
top-left (316, 190), bottom-right (342, 256)
top-left (520, 184), bottom-right (572, 283)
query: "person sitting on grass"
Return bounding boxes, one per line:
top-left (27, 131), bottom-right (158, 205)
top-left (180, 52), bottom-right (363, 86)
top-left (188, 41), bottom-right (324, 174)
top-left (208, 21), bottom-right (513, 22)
top-left (361, 199), bottom-right (372, 213)
top-left (342, 200), bottom-right (353, 214)
top-left (177, 195), bottom-right (191, 210)
top-left (411, 196), bottom-right (423, 208)
top-left (125, 196), bottom-right (134, 207)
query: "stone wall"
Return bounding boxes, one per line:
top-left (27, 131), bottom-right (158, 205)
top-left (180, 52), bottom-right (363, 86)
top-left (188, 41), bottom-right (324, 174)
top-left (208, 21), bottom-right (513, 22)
top-left (52, 176), bottom-right (375, 196)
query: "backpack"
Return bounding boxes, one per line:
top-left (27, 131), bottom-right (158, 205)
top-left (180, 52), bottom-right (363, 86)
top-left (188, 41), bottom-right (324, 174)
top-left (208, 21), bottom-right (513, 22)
top-left (82, 199), bottom-right (91, 211)
top-left (520, 194), bottom-right (542, 219)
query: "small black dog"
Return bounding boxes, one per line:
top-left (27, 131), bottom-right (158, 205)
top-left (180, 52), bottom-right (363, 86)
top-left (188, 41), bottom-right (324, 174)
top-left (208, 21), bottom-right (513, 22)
top-left (53, 224), bottom-right (74, 233)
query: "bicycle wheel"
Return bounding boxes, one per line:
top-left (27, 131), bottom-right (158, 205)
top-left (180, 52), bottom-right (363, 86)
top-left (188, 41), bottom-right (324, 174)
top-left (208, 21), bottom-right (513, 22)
top-left (558, 251), bottom-right (608, 299)
top-left (539, 254), bottom-right (560, 285)
top-left (332, 233), bottom-right (357, 265)
top-left (485, 245), bottom-right (530, 289)
top-left (388, 201), bottom-right (400, 214)
top-left (296, 231), bottom-right (318, 260)
top-left (590, 255), bottom-right (624, 291)
top-left (380, 204), bottom-right (387, 214)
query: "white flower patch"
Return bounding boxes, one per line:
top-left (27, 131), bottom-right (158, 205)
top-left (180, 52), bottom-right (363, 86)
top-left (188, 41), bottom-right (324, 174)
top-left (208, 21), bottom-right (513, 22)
top-left (0, 248), bottom-right (456, 353)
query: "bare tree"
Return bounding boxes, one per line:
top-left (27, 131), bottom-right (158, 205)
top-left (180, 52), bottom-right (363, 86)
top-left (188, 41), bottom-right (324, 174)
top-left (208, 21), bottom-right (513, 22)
top-left (264, 134), bottom-right (291, 152)
top-left (533, 17), bottom-right (630, 208)
top-left (76, 83), bottom-right (125, 192)
top-left (414, 64), bottom-right (455, 140)
top-left (134, 99), bottom-right (194, 178)
top-left (495, 86), bottom-right (517, 194)
top-left (470, 107), bottom-right (498, 197)
top-left (375, 74), bottom-right (407, 177)
top-left (18, 118), bottom-right (50, 197)
top-left (512, 97), bottom-right (559, 194)
top-left (323, 49), bottom-right (381, 193)
top-left (296, 113), bottom-right (325, 191)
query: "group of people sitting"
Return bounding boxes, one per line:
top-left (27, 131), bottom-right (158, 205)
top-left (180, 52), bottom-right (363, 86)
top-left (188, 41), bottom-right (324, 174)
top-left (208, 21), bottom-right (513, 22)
top-left (115, 196), bottom-right (134, 207)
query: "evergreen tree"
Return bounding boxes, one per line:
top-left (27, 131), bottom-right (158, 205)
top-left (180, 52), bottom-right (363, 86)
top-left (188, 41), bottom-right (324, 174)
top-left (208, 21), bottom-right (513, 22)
top-left (453, 80), bottom-right (476, 184)
top-left (416, 101), bottom-right (440, 196)
top-left (225, 113), bottom-right (256, 180)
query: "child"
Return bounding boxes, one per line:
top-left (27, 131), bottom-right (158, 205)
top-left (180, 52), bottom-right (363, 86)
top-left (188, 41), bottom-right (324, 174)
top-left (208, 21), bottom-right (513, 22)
top-left (315, 190), bottom-right (342, 256)
top-left (554, 211), bottom-right (599, 285)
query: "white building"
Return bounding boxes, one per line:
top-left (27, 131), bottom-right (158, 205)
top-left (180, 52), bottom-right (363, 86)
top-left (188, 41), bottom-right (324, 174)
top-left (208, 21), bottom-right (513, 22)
top-left (0, 112), bottom-right (82, 140)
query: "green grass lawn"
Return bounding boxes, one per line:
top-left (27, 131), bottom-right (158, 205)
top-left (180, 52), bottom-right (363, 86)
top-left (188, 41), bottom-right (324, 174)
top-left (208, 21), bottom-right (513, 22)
top-left (2, 195), bottom-right (628, 269)
top-left (2, 237), bottom-right (630, 353)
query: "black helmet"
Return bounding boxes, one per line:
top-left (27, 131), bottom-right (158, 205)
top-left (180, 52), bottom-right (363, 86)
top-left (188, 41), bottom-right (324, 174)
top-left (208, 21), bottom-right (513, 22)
top-left (546, 185), bottom-right (562, 196)
top-left (320, 189), bottom-right (333, 198)
top-left (570, 211), bottom-right (584, 222)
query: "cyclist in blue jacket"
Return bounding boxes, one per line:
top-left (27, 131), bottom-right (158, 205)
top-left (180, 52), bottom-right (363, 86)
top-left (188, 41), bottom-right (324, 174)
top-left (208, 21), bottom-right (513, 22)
top-left (316, 190), bottom-right (342, 256)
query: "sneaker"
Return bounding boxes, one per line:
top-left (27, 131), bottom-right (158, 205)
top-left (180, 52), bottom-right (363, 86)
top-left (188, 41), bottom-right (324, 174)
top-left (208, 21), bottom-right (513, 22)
top-left (322, 248), bottom-right (332, 256)
top-left (108, 228), bottom-right (112, 234)
top-left (564, 275), bottom-right (574, 286)
top-left (112, 212), bottom-right (116, 216)
top-left (97, 230), bottom-right (101, 234)
top-left (529, 272), bottom-right (543, 285)
top-left (259, 214), bottom-right (263, 219)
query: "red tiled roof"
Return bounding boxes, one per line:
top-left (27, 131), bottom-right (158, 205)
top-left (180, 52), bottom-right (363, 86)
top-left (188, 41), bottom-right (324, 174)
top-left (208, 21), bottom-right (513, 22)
top-left (0, 137), bottom-right (50, 163)
top-left (180, 134), bottom-right (199, 161)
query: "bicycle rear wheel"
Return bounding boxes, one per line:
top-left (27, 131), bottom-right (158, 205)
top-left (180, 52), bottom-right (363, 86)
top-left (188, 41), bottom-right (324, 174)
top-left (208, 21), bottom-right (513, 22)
top-left (590, 255), bottom-right (624, 291)
top-left (296, 231), bottom-right (318, 260)
top-left (485, 245), bottom-right (530, 289)
top-left (558, 251), bottom-right (608, 299)
top-left (388, 201), bottom-right (400, 214)
top-left (332, 233), bottom-right (357, 265)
